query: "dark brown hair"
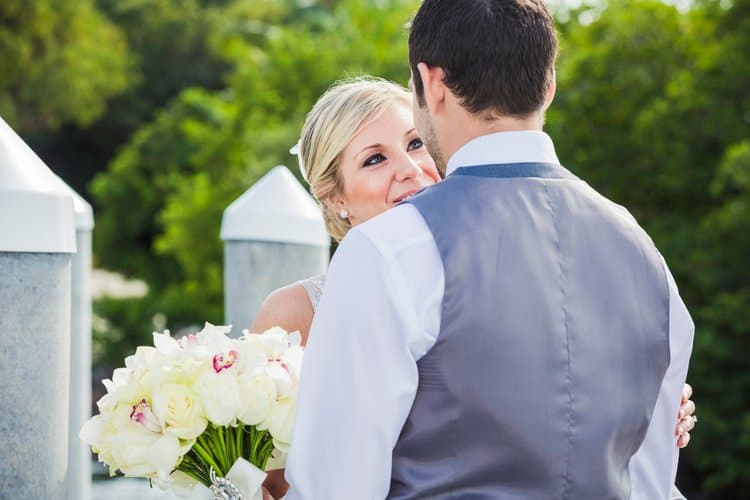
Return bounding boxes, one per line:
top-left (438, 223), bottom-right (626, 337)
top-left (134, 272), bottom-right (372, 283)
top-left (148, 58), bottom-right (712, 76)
top-left (409, 0), bottom-right (558, 118)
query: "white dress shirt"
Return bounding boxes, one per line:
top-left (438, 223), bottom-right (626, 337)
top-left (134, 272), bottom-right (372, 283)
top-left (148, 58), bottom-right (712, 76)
top-left (284, 131), bottom-right (694, 500)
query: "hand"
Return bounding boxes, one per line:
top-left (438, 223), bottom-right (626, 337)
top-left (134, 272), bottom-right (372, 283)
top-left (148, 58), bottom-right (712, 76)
top-left (262, 468), bottom-right (289, 499)
top-left (262, 486), bottom-right (277, 500)
top-left (675, 383), bottom-right (697, 448)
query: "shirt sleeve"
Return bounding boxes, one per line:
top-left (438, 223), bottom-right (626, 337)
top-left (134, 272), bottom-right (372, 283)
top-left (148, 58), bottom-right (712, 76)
top-left (283, 228), bottom-right (437, 500)
top-left (628, 258), bottom-right (694, 499)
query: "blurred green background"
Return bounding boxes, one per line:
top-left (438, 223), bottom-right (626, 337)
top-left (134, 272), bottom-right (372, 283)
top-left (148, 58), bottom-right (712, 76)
top-left (1, 0), bottom-right (748, 497)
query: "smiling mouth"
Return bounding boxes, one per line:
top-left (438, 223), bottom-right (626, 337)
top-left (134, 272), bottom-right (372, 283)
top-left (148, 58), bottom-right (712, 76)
top-left (394, 190), bottom-right (418, 203)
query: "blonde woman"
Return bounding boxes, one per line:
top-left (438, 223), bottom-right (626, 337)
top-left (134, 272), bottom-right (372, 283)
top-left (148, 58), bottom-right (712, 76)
top-left (252, 77), bottom-right (696, 499)
top-left (251, 77), bottom-right (441, 342)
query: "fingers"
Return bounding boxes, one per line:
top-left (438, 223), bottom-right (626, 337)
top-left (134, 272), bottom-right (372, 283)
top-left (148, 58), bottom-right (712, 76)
top-left (676, 414), bottom-right (698, 437)
top-left (681, 383), bottom-right (693, 404)
top-left (683, 414), bottom-right (698, 432)
top-left (262, 487), bottom-right (277, 500)
top-left (677, 431), bottom-right (691, 448)
top-left (678, 398), bottom-right (696, 419)
top-left (675, 383), bottom-right (697, 448)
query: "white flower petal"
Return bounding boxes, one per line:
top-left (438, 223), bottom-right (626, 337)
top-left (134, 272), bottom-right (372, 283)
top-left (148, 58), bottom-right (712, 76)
top-left (196, 372), bottom-right (241, 426)
top-left (200, 322), bottom-right (232, 337)
top-left (237, 373), bottom-right (277, 426)
top-left (264, 397), bottom-right (296, 447)
top-left (152, 383), bottom-right (207, 440)
top-left (153, 331), bottom-right (182, 357)
top-left (266, 363), bottom-right (293, 397)
top-left (79, 414), bottom-right (105, 447)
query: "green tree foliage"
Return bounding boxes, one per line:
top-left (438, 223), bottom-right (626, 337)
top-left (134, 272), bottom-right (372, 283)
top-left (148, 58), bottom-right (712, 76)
top-left (692, 140), bottom-right (750, 493)
top-left (93, 0), bottom-right (231, 131)
top-left (0, 0), bottom-right (134, 131)
top-left (23, 0), bottom-right (235, 198)
top-left (91, 0), bottom-right (419, 342)
top-left (632, 0), bottom-right (750, 493)
top-left (549, 0), bottom-right (696, 216)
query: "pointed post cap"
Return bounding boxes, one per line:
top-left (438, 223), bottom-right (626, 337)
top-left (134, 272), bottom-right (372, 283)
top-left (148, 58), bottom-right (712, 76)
top-left (0, 116), bottom-right (77, 253)
top-left (62, 178), bottom-right (94, 231)
top-left (221, 165), bottom-right (329, 247)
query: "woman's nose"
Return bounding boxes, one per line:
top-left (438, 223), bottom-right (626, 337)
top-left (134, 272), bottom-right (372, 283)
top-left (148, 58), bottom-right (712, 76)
top-left (394, 154), bottom-right (422, 181)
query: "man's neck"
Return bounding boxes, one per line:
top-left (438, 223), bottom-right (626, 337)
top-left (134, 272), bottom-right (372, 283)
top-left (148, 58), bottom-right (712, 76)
top-left (441, 112), bottom-right (543, 165)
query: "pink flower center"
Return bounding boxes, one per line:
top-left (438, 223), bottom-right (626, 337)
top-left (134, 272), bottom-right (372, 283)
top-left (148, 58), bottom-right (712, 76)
top-left (212, 349), bottom-right (239, 373)
top-left (273, 358), bottom-right (289, 372)
top-left (129, 399), bottom-right (161, 433)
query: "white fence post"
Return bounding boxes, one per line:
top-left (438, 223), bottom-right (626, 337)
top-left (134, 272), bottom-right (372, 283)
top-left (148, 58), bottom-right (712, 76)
top-left (66, 187), bottom-right (94, 500)
top-left (0, 117), bottom-right (76, 499)
top-left (221, 166), bottom-right (330, 332)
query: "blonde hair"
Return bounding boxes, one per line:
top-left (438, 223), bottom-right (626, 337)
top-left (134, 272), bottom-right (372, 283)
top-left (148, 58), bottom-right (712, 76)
top-left (299, 76), bottom-right (412, 241)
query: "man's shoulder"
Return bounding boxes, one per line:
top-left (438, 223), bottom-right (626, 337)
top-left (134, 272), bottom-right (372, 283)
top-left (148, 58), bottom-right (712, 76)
top-left (345, 203), bottom-right (435, 258)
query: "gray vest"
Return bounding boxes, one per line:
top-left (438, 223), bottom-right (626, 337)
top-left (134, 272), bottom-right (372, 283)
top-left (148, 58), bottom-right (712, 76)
top-left (391, 163), bottom-right (670, 500)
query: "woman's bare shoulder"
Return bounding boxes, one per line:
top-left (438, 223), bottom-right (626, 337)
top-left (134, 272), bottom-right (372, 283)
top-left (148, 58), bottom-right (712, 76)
top-left (250, 282), bottom-right (314, 344)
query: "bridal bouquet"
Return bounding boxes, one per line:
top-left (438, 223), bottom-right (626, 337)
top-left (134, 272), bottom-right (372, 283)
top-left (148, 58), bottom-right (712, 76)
top-left (80, 323), bottom-right (303, 499)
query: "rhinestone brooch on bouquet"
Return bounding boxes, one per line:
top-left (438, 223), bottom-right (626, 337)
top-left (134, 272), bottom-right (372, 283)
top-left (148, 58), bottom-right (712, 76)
top-left (209, 467), bottom-right (246, 500)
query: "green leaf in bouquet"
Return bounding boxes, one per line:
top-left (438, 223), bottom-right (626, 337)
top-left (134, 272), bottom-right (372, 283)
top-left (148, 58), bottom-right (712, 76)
top-left (176, 423), bottom-right (275, 489)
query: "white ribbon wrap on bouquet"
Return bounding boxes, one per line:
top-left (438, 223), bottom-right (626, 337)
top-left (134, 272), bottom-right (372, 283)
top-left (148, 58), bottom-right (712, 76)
top-left (177, 458), bottom-right (267, 499)
top-left (224, 458), bottom-right (268, 499)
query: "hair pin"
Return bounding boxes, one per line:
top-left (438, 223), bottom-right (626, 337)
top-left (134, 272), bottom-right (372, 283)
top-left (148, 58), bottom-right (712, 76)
top-left (289, 140), bottom-right (308, 183)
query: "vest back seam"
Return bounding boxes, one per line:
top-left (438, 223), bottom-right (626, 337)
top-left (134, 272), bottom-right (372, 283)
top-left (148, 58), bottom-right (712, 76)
top-left (544, 182), bottom-right (575, 498)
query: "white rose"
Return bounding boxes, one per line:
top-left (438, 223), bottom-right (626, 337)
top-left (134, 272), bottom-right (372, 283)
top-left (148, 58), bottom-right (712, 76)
top-left (196, 371), bottom-right (241, 426)
top-left (264, 396), bottom-right (297, 453)
top-left (152, 383), bottom-right (208, 440)
top-left (237, 372), bottom-right (277, 426)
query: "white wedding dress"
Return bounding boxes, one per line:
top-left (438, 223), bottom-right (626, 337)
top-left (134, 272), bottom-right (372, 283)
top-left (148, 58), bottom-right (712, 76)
top-left (297, 274), bottom-right (326, 312)
top-left (296, 273), bottom-right (688, 499)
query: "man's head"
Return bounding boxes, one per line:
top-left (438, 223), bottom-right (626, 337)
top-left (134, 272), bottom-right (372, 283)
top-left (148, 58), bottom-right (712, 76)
top-left (409, 0), bottom-right (558, 170)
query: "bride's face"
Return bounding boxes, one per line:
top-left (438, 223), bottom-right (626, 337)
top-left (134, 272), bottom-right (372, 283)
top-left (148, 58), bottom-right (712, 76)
top-left (334, 101), bottom-right (441, 226)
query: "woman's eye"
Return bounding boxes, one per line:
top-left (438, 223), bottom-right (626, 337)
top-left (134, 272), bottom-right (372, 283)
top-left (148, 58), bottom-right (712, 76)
top-left (408, 138), bottom-right (424, 151)
top-left (363, 153), bottom-right (386, 167)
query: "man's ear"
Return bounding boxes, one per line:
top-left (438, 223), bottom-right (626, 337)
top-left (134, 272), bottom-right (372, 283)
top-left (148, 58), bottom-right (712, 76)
top-left (416, 62), bottom-right (446, 115)
top-left (542, 71), bottom-right (556, 111)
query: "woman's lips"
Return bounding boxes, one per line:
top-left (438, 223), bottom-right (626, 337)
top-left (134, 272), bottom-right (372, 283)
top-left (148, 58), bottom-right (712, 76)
top-left (393, 189), bottom-right (418, 203)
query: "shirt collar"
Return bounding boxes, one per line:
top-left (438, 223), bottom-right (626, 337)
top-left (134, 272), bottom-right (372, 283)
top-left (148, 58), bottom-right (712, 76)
top-left (446, 130), bottom-right (561, 176)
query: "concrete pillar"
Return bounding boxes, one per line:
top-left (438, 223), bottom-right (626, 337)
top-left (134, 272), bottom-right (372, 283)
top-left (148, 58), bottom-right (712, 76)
top-left (67, 192), bottom-right (94, 500)
top-left (221, 166), bottom-right (330, 331)
top-left (0, 117), bottom-right (77, 499)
